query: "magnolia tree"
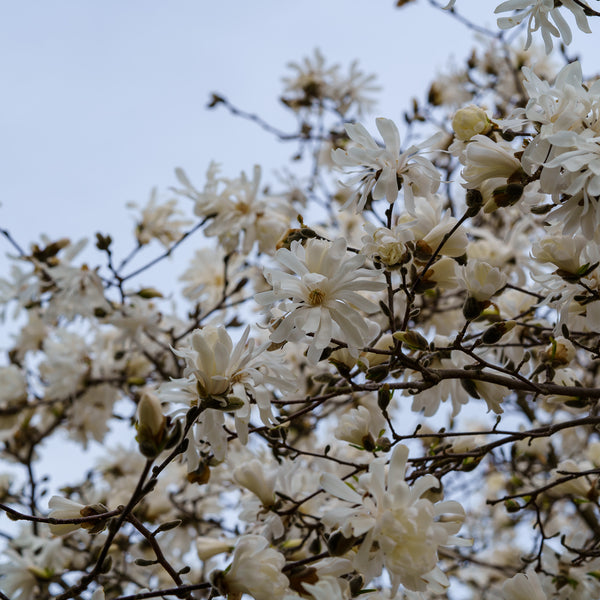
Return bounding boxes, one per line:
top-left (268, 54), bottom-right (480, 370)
top-left (3, 1), bottom-right (600, 599)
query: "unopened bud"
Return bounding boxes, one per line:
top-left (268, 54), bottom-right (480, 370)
top-left (452, 105), bottom-right (491, 141)
top-left (393, 330), bottom-right (429, 351)
top-left (136, 391), bottom-right (167, 458)
top-left (463, 296), bottom-right (487, 320)
top-left (138, 392), bottom-right (166, 437)
top-left (481, 320), bottom-right (516, 345)
top-left (327, 531), bottom-right (357, 556)
top-left (465, 189), bottom-right (483, 217)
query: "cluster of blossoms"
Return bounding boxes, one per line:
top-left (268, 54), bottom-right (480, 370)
top-left (3, 3), bottom-right (600, 600)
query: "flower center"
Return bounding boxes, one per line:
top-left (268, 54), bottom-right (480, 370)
top-left (308, 288), bottom-right (326, 305)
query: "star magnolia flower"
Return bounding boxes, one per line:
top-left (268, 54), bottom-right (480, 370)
top-left (502, 567), bottom-right (547, 600)
top-left (130, 189), bottom-right (192, 247)
top-left (215, 535), bottom-right (290, 600)
top-left (460, 135), bottom-right (521, 190)
top-left (320, 444), bottom-right (469, 594)
top-left (332, 117), bottom-right (441, 213)
top-left (47, 496), bottom-right (88, 536)
top-left (256, 238), bottom-right (385, 363)
top-left (541, 130), bottom-right (600, 238)
top-left (164, 325), bottom-right (294, 461)
top-left (174, 163), bottom-right (291, 254)
top-left (458, 260), bottom-right (507, 302)
top-left (495, 0), bottom-right (591, 54)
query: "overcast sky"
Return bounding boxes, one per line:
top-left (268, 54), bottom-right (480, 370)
top-left (1, 1), bottom-right (597, 267)
top-left (0, 1), bottom-right (495, 246)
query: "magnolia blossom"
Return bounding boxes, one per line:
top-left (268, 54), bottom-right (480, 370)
top-left (0, 535), bottom-right (70, 600)
top-left (47, 496), bottom-right (88, 536)
top-left (334, 405), bottom-right (377, 447)
top-left (282, 48), bottom-right (379, 117)
top-left (129, 189), bottom-right (192, 247)
top-left (46, 263), bottom-right (111, 321)
top-left (215, 534), bottom-right (290, 600)
top-left (256, 238), bottom-right (385, 363)
top-left (179, 247), bottom-right (245, 305)
top-left (361, 223), bottom-right (412, 268)
top-left (196, 536), bottom-right (234, 561)
top-left (502, 567), bottom-right (547, 600)
top-left (460, 135), bottom-right (521, 190)
top-left (541, 130), bottom-right (600, 236)
top-left (164, 325), bottom-right (292, 461)
top-left (233, 459), bottom-right (277, 507)
top-left (39, 329), bottom-right (89, 400)
top-left (531, 234), bottom-right (586, 274)
top-left (397, 195), bottom-right (469, 258)
top-left (174, 163), bottom-right (291, 254)
top-left (459, 260), bottom-right (507, 302)
top-left (495, 0), bottom-right (591, 53)
top-left (332, 117), bottom-right (440, 213)
top-left (321, 444), bottom-right (468, 594)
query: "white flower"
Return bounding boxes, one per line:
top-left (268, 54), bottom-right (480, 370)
top-left (282, 48), bottom-right (340, 108)
top-left (0, 535), bottom-right (70, 599)
top-left (421, 256), bottom-right (459, 291)
top-left (164, 325), bottom-right (293, 461)
top-left (256, 238), bottom-right (385, 363)
top-left (174, 163), bottom-right (291, 254)
top-left (46, 263), bottom-right (110, 320)
top-left (137, 390), bottom-right (166, 438)
top-left (541, 130), bottom-right (600, 237)
top-left (502, 567), bottom-right (547, 600)
top-left (216, 535), bottom-right (290, 600)
top-left (459, 260), bottom-right (507, 302)
top-left (39, 329), bottom-right (89, 400)
top-left (321, 444), bottom-right (468, 594)
top-left (361, 222), bottom-right (413, 268)
top-left (540, 336), bottom-right (576, 367)
top-left (129, 189), bottom-right (192, 247)
top-left (233, 459), bottom-right (276, 507)
top-left (171, 326), bottom-right (267, 400)
top-left (301, 577), bottom-right (351, 600)
top-left (332, 117), bottom-right (440, 213)
top-left (531, 234), bottom-right (586, 274)
top-left (180, 247), bottom-right (235, 304)
top-left (495, 0), bottom-right (591, 54)
top-left (282, 49), bottom-right (379, 117)
top-left (460, 135), bottom-right (521, 190)
top-left (398, 195), bottom-right (469, 258)
top-left (47, 496), bottom-right (88, 536)
top-left (334, 405), bottom-right (375, 447)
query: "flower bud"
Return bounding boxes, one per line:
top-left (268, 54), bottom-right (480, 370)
top-left (327, 531), bottom-right (358, 556)
top-left (481, 320), bottom-right (516, 345)
top-left (136, 391), bottom-right (167, 458)
top-left (463, 296), bottom-right (487, 320)
top-left (452, 105), bottom-right (491, 141)
top-left (393, 330), bottom-right (429, 351)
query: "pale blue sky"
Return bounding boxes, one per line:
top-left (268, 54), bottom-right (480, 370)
top-left (1, 1), bottom-right (494, 246)
top-left (0, 1), bottom-right (597, 257)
